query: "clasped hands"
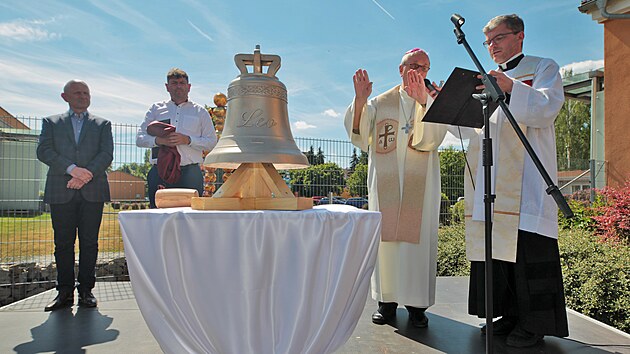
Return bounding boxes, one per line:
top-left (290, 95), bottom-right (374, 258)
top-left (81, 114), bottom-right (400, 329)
top-left (155, 132), bottom-right (190, 147)
top-left (67, 167), bottom-right (93, 190)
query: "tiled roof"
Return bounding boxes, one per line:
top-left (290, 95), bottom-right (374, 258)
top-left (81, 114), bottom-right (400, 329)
top-left (0, 106), bottom-right (30, 129)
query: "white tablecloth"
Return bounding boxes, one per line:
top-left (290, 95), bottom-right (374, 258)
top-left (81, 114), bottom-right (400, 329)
top-left (119, 204), bottom-right (381, 354)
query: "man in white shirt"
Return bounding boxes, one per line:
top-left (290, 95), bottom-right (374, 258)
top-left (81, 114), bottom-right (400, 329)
top-left (136, 68), bottom-right (217, 208)
top-left (455, 14), bottom-right (569, 348)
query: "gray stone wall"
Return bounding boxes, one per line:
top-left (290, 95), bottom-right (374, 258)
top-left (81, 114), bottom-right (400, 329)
top-left (0, 257), bottom-right (128, 307)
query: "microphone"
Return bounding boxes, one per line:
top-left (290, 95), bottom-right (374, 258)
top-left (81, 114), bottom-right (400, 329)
top-left (451, 14), bottom-right (465, 27)
top-left (424, 78), bottom-right (437, 92)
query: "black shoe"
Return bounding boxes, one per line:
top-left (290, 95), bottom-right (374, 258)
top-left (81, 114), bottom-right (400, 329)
top-left (506, 325), bottom-right (544, 348)
top-left (407, 307), bottom-right (429, 328)
top-left (78, 291), bottom-right (97, 308)
top-left (371, 302), bottom-right (398, 325)
top-left (44, 291), bottom-right (74, 312)
top-left (481, 316), bottom-right (517, 335)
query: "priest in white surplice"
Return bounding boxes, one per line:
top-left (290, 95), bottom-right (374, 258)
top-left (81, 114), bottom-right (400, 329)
top-left (449, 14), bottom-right (569, 348)
top-left (344, 48), bottom-right (446, 328)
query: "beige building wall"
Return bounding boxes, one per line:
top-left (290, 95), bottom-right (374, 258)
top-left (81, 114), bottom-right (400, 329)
top-left (580, 0), bottom-right (630, 187)
top-left (108, 171), bottom-right (146, 201)
top-left (604, 19), bottom-right (630, 187)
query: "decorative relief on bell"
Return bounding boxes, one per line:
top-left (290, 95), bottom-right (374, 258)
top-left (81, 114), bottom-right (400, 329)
top-left (228, 85), bottom-right (287, 101)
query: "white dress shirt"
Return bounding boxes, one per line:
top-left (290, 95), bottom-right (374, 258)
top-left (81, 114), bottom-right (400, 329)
top-left (136, 100), bottom-right (217, 165)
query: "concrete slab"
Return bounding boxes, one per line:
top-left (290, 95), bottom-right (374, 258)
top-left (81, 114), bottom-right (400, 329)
top-left (1, 277), bottom-right (628, 353)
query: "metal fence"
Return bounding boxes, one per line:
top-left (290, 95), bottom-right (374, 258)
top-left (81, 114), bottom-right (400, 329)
top-left (0, 116), bottom-right (603, 305)
top-left (0, 117), bottom-right (396, 304)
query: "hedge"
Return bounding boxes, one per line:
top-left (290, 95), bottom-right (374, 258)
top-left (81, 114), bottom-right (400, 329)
top-left (437, 223), bottom-right (630, 333)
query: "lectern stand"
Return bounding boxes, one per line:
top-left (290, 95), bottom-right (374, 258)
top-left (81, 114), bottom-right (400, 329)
top-left (423, 14), bottom-right (573, 353)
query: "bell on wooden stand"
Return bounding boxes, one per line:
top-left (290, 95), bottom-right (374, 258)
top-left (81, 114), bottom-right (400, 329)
top-left (191, 45), bottom-right (312, 210)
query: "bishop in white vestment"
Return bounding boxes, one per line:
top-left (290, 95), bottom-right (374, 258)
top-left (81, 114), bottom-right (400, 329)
top-left (344, 48), bottom-right (446, 328)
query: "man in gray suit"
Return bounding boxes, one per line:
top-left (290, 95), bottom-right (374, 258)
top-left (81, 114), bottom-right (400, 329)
top-left (37, 80), bottom-right (114, 311)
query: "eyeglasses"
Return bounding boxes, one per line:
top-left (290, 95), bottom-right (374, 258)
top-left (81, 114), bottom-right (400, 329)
top-left (483, 31), bottom-right (519, 48)
top-left (405, 63), bottom-right (430, 72)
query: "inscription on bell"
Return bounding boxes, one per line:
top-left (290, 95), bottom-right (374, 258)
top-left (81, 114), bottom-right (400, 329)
top-left (237, 108), bottom-right (277, 128)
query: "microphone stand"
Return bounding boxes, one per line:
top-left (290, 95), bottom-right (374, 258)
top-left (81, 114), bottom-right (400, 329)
top-left (450, 13), bottom-right (573, 354)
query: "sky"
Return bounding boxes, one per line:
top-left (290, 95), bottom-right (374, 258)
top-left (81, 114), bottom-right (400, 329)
top-left (0, 0), bottom-right (604, 146)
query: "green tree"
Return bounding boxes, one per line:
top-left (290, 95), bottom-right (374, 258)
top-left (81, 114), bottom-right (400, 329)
top-left (347, 163), bottom-right (368, 196)
top-left (349, 148), bottom-right (360, 172)
top-left (555, 99), bottom-right (591, 171)
top-left (304, 146), bottom-right (316, 165)
top-left (288, 168), bottom-right (309, 197)
top-left (359, 150), bottom-right (368, 165)
top-left (315, 147), bottom-right (325, 165)
top-left (439, 147), bottom-right (465, 204)
top-left (289, 162), bottom-right (345, 197)
top-left (556, 69), bottom-right (591, 171)
top-left (117, 150), bottom-right (152, 180)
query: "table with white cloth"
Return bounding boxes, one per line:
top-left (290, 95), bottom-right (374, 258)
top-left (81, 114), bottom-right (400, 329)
top-left (119, 204), bottom-right (382, 354)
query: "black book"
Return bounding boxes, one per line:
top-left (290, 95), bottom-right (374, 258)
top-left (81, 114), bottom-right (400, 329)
top-left (422, 67), bottom-right (498, 128)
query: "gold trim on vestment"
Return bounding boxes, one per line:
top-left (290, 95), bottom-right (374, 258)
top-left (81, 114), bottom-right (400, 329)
top-left (464, 57), bottom-right (542, 263)
top-left (373, 86), bottom-right (429, 244)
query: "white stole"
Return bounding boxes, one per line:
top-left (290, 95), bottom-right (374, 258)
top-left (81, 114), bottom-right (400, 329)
top-left (373, 86), bottom-right (430, 244)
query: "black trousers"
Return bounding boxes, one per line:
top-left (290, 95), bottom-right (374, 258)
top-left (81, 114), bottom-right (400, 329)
top-left (50, 192), bottom-right (104, 293)
top-left (468, 230), bottom-right (569, 337)
top-left (147, 164), bottom-right (203, 208)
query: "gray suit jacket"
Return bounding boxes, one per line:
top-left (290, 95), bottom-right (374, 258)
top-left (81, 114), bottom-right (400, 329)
top-left (37, 112), bottom-right (114, 204)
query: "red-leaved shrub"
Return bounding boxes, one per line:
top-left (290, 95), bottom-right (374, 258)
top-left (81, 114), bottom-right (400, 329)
top-left (592, 181), bottom-right (630, 244)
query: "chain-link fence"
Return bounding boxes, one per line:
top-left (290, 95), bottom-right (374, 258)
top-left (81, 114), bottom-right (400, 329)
top-left (0, 115), bottom-right (602, 305)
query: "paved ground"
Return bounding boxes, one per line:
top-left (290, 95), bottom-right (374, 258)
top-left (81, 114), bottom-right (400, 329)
top-left (1, 277), bottom-right (629, 353)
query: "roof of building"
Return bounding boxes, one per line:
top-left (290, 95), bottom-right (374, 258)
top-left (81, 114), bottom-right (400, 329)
top-left (0, 106), bottom-right (30, 130)
top-left (563, 69), bottom-right (604, 103)
top-left (579, 0), bottom-right (630, 20)
top-left (107, 170), bottom-right (146, 182)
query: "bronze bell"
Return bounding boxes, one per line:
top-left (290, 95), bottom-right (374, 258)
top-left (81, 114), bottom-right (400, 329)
top-left (204, 45), bottom-right (309, 170)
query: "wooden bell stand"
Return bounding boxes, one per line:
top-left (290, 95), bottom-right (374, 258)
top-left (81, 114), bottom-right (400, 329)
top-left (191, 162), bottom-right (312, 210)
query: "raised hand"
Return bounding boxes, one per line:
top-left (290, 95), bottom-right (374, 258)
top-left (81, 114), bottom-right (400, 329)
top-left (351, 69), bottom-right (373, 134)
top-left (353, 69), bottom-right (372, 105)
top-left (404, 70), bottom-right (428, 105)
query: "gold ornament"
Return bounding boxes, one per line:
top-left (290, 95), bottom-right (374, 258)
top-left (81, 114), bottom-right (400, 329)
top-left (214, 92), bottom-right (227, 107)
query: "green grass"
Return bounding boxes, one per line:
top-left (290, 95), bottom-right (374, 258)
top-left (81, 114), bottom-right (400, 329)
top-left (0, 205), bottom-right (124, 261)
